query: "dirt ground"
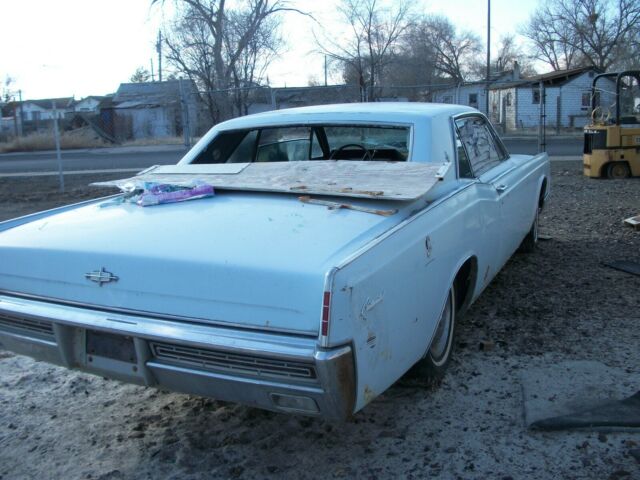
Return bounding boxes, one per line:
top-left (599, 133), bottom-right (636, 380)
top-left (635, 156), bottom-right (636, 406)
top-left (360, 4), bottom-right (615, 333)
top-left (0, 162), bottom-right (639, 480)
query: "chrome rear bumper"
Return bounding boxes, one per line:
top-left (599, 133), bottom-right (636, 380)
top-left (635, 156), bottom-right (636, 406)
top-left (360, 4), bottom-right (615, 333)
top-left (0, 295), bottom-right (355, 420)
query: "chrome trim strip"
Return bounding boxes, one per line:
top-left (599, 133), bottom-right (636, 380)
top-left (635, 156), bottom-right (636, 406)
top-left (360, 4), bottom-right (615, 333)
top-left (0, 329), bottom-right (57, 348)
top-left (150, 341), bottom-right (318, 382)
top-left (0, 312), bottom-right (54, 338)
top-left (0, 294), bottom-right (318, 362)
top-left (0, 290), bottom-right (317, 338)
top-left (146, 361), bottom-right (325, 395)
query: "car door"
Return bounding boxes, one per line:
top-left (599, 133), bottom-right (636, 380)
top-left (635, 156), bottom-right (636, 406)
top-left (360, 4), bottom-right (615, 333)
top-left (454, 114), bottom-right (522, 269)
top-left (453, 116), bottom-right (504, 282)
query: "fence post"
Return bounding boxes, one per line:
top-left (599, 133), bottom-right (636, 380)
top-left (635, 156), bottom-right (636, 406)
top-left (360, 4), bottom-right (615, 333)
top-left (538, 80), bottom-right (546, 153)
top-left (13, 104), bottom-right (18, 137)
top-left (18, 90), bottom-right (24, 137)
top-left (51, 100), bottom-right (65, 193)
top-left (178, 78), bottom-right (191, 148)
top-left (270, 87), bottom-right (277, 110)
top-left (556, 93), bottom-right (561, 135)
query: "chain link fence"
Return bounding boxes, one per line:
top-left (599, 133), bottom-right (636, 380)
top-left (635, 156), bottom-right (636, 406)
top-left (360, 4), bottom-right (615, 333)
top-left (2, 80), bottom-right (609, 154)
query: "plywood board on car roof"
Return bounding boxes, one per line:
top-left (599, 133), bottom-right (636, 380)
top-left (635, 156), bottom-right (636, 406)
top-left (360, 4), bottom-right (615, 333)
top-left (93, 161), bottom-right (448, 201)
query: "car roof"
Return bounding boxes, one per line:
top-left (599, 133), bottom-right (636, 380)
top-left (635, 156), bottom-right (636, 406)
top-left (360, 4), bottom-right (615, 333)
top-left (216, 102), bottom-right (477, 130)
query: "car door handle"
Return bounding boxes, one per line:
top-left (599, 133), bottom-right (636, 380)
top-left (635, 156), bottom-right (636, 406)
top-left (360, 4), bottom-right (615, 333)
top-left (495, 184), bottom-right (508, 193)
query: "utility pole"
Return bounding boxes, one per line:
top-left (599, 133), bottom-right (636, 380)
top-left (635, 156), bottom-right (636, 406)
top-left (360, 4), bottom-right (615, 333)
top-left (485, 0), bottom-right (491, 117)
top-left (18, 89), bottom-right (24, 136)
top-left (178, 78), bottom-right (191, 148)
top-left (538, 80), bottom-right (546, 153)
top-left (51, 100), bottom-right (65, 193)
top-left (324, 55), bottom-right (328, 86)
top-left (157, 30), bottom-right (163, 82)
top-left (150, 58), bottom-right (155, 82)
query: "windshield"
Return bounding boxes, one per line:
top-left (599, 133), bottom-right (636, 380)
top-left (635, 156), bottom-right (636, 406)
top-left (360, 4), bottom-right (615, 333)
top-left (619, 75), bottom-right (640, 122)
top-left (192, 124), bottom-right (411, 164)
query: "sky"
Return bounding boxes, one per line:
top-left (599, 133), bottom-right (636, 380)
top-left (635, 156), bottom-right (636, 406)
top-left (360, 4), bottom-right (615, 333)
top-left (0, 0), bottom-right (541, 101)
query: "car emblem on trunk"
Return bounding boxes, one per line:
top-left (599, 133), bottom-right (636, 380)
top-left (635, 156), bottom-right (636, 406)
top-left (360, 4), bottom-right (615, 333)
top-left (85, 268), bottom-right (119, 286)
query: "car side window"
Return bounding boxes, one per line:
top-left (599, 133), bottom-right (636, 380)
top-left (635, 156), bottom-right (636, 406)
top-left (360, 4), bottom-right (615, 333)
top-left (256, 127), bottom-right (312, 162)
top-left (310, 130), bottom-right (324, 159)
top-left (455, 116), bottom-right (504, 176)
top-left (454, 132), bottom-right (473, 178)
top-left (226, 130), bottom-right (258, 163)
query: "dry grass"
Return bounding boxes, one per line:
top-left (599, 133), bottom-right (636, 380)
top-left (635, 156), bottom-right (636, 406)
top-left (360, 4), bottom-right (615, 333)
top-left (119, 136), bottom-right (186, 147)
top-left (0, 130), bottom-right (107, 153)
top-left (0, 131), bottom-right (200, 153)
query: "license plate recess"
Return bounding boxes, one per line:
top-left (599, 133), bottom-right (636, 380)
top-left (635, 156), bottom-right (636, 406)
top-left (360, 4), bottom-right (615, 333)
top-left (86, 330), bottom-right (137, 364)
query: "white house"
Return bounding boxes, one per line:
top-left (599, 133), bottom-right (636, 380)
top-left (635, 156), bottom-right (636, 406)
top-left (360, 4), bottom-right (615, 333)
top-left (431, 67), bottom-right (523, 116)
top-left (73, 96), bottom-right (110, 114)
top-left (19, 97), bottom-right (74, 123)
top-left (495, 67), bottom-right (615, 130)
top-left (0, 102), bottom-right (14, 138)
top-left (432, 66), bottom-right (615, 131)
top-left (110, 80), bottom-right (199, 140)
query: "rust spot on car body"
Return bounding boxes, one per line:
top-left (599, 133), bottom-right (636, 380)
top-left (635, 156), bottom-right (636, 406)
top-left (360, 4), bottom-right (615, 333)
top-left (364, 385), bottom-right (376, 404)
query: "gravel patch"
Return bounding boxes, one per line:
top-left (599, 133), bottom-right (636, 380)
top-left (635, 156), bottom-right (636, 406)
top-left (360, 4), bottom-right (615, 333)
top-left (0, 161), bottom-right (639, 479)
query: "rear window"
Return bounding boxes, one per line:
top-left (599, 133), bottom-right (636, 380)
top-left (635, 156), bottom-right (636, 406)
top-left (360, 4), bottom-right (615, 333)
top-left (192, 124), bottom-right (411, 164)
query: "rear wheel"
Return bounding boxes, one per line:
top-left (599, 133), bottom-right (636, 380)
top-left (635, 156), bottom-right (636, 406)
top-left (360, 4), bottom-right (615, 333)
top-left (409, 287), bottom-right (456, 383)
top-left (606, 161), bottom-right (631, 179)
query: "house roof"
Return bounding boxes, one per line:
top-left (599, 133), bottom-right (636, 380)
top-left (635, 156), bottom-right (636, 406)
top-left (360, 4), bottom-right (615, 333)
top-left (493, 66), bottom-right (602, 90)
top-left (529, 66), bottom-right (601, 84)
top-left (97, 95), bottom-right (116, 109)
top-left (75, 95), bottom-right (110, 105)
top-left (113, 80), bottom-right (197, 108)
top-left (432, 66), bottom-right (603, 92)
top-left (23, 97), bottom-right (74, 110)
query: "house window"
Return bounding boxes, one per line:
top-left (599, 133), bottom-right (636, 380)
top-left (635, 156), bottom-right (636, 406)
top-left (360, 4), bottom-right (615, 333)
top-left (31, 111), bottom-right (41, 121)
top-left (582, 91), bottom-right (600, 110)
top-left (442, 95), bottom-right (453, 104)
top-left (506, 92), bottom-right (512, 106)
top-left (468, 93), bottom-right (478, 108)
top-left (532, 88), bottom-right (540, 104)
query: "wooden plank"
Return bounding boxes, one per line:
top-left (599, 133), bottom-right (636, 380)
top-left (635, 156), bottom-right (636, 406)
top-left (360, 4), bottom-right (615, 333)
top-left (93, 161), bottom-right (446, 201)
top-left (150, 164), bottom-right (250, 175)
top-left (298, 195), bottom-right (398, 216)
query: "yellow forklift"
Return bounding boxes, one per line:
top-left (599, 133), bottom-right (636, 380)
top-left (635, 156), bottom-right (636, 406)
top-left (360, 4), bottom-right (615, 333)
top-left (583, 70), bottom-right (640, 178)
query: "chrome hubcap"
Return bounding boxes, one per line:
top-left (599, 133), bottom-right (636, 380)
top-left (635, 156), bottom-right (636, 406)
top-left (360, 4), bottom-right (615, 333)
top-left (429, 290), bottom-right (453, 365)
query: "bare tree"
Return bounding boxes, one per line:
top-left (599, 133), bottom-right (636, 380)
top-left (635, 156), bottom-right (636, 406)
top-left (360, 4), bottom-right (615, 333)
top-left (156, 0), bottom-right (306, 123)
top-left (317, 0), bottom-right (413, 101)
top-left (610, 23), bottom-right (640, 70)
top-left (226, 12), bottom-right (282, 115)
top-left (521, 7), bottom-right (582, 71)
top-left (406, 15), bottom-right (482, 82)
top-left (522, 0), bottom-right (640, 71)
top-left (493, 34), bottom-right (537, 76)
top-left (1, 75), bottom-right (16, 103)
top-left (130, 67), bottom-right (151, 83)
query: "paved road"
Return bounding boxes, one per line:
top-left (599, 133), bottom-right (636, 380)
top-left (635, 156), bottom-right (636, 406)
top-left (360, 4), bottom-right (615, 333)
top-left (0, 137), bottom-right (582, 175)
top-left (0, 146), bottom-right (188, 175)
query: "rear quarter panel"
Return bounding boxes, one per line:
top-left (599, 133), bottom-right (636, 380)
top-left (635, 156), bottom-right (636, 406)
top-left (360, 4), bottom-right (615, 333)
top-left (328, 183), bottom-right (487, 411)
top-left (328, 153), bottom-right (550, 412)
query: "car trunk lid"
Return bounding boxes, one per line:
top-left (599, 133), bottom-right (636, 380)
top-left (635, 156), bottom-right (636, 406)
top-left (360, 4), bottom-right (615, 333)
top-left (0, 192), bottom-right (412, 335)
